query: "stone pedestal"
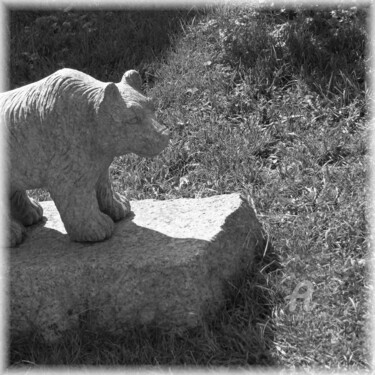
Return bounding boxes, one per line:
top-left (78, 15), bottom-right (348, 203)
top-left (8, 193), bottom-right (265, 342)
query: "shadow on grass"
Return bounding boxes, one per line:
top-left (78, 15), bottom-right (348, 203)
top-left (8, 8), bottom-right (206, 89)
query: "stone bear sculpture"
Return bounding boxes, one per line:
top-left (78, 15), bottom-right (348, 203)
top-left (1, 68), bottom-right (170, 247)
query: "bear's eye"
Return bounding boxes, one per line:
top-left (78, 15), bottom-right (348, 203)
top-left (128, 105), bottom-right (144, 123)
top-left (127, 116), bottom-right (139, 125)
top-left (134, 106), bottom-right (144, 118)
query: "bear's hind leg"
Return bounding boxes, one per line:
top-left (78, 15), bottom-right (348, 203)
top-left (10, 190), bottom-right (43, 226)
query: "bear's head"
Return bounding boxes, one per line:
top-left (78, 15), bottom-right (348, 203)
top-left (97, 70), bottom-right (170, 158)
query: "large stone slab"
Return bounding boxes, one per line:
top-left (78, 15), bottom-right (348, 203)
top-left (8, 193), bottom-right (265, 342)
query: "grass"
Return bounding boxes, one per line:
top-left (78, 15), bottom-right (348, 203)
top-left (7, 4), bottom-right (371, 370)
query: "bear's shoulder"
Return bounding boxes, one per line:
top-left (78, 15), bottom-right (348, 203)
top-left (49, 68), bottom-right (97, 84)
top-left (41, 69), bottom-right (105, 99)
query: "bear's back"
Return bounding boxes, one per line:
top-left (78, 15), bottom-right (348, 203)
top-left (2, 69), bottom-right (106, 128)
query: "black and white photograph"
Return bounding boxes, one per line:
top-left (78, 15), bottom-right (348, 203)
top-left (1, 0), bottom-right (372, 372)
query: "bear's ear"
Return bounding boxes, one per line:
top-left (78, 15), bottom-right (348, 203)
top-left (103, 82), bottom-right (119, 101)
top-left (98, 82), bottom-right (120, 118)
top-left (121, 70), bottom-right (142, 92)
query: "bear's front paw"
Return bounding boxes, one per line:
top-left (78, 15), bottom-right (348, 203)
top-left (11, 192), bottom-right (43, 226)
top-left (68, 212), bottom-right (114, 243)
top-left (9, 219), bottom-right (26, 247)
top-left (110, 192), bottom-right (131, 221)
top-left (21, 197), bottom-right (43, 226)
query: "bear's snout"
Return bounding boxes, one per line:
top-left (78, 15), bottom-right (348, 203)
top-left (139, 118), bottom-right (170, 157)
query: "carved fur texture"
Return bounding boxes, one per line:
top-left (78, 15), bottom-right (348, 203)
top-left (1, 68), bottom-right (170, 246)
